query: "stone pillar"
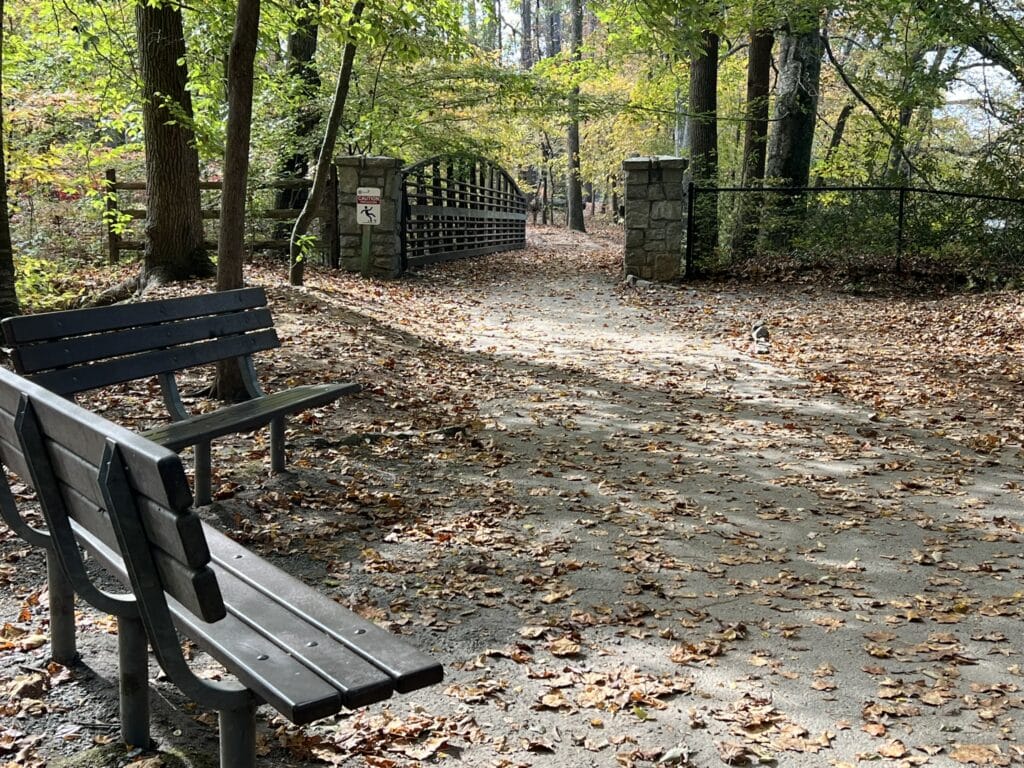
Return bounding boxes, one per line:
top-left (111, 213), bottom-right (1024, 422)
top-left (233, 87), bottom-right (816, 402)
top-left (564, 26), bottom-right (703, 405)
top-left (337, 156), bottom-right (404, 278)
top-left (622, 156), bottom-right (687, 282)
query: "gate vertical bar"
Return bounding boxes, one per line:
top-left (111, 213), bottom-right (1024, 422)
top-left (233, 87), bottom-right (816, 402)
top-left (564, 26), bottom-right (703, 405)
top-left (896, 186), bottom-right (907, 273)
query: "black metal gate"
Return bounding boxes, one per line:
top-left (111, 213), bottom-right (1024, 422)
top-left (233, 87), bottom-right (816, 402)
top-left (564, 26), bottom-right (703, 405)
top-left (401, 154), bottom-right (527, 268)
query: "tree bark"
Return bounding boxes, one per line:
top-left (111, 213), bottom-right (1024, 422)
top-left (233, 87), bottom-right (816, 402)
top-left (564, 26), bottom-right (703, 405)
top-left (731, 28), bottom-right (773, 258)
top-left (763, 23), bottom-right (822, 249)
top-left (135, 0), bottom-right (212, 284)
top-left (275, 0), bottom-right (321, 216)
top-left (217, 0), bottom-right (261, 292)
top-left (0, 0), bottom-right (17, 320)
top-left (765, 26), bottom-right (822, 188)
top-left (520, 0), bottom-right (533, 69)
top-left (215, 0), bottom-right (262, 402)
top-left (289, 0), bottom-right (364, 286)
top-left (689, 29), bottom-right (719, 267)
top-left (565, 0), bottom-right (585, 232)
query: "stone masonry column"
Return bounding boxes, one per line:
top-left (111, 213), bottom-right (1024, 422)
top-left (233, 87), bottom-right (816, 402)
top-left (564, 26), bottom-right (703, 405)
top-left (622, 156), bottom-right (687, 282)
top-left (337, 156), bottom-right (404, 278)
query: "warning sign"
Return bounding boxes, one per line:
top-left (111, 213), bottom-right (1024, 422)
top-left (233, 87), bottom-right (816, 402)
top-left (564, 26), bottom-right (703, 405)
top-left (356, 187), bottom-right (381, 225)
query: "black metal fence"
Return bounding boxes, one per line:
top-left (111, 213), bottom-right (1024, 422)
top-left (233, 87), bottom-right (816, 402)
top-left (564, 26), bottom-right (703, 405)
top-left (685, 183), bottom-right (1024, 279)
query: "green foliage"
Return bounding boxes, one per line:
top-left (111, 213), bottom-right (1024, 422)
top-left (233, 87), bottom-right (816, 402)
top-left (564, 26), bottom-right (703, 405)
top-left (14, 255), bottom-right (85, 311)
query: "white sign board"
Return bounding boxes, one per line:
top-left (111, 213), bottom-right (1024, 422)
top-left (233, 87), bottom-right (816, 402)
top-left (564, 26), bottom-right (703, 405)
top-left (356, 187), bottom-right (382, 226)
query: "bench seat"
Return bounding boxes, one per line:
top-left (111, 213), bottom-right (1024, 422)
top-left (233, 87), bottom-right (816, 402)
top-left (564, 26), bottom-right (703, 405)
top-left (142, 382), bottom-right (359, 451)
top-left (76, 520), bottom-right (441, 724)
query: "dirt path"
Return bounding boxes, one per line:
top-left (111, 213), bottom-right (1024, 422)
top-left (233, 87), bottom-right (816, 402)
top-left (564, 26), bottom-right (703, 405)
top-left (1, 226), bottom-right (1022, 767)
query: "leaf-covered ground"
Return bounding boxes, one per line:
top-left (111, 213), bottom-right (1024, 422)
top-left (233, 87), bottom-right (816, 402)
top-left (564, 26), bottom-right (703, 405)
top-left (1, 225), bottom-right (1023, 768)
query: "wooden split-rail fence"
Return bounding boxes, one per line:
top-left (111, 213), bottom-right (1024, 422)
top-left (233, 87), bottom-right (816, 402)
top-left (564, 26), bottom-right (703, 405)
top-left (103, 168), bottom-right (340, 265)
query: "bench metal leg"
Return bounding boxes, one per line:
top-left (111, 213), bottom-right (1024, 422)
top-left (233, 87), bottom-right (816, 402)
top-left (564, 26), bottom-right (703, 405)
top-left (194, 441), bottom-right (212, 506)
top-left (219, 697), bottom-right (257, 768)
top-left (118, 614), bottom-right (150, 748)
top-left (46, 550), bottom-right (77, 664)
top-left (270, 417), bottom-right (285, 474)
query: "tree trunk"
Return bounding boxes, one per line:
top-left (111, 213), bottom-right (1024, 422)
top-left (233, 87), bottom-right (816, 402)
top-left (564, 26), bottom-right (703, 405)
top-left (765, 26), bottom-right (822, 187)
top-left (688, 29), bottom-right (719, 268)
top-left (214, 0), bottom-right (261, 402)
top-left (814, 101), bottom-right (853, 187)
top-left (520, 0), bottom-right (533, 69)
top-left (763, 23), bottom-right (822, 249)
top-left (275, 0), bottom-right (321, 218)
top-left (547, 0), bottom-right (561, 58)
top-left (731, 28), bottom-right (773, 258)
top-left (289, 0), bottom-right (364, 286)
top-left (135, 1), bottom-right (211, 284)
top-left (565, 0), bottom-right (585, 232)
top-left (0, 0), bottom-right (17, 320)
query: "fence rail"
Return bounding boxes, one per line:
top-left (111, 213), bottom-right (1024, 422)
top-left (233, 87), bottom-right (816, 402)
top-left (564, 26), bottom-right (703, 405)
top-left (103, 168), bottom-right (340, 265)
top-left (685, 183), bottom-right (1024, 277)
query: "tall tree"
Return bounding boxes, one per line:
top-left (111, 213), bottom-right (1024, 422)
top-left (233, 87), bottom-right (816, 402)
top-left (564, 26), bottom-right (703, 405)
top-left (765, 21), bottom-right (822, 188)
top-left (0, 0), bottom-right (17, 321)
top-left (215, 0), bottom-right (262, 401)
top-left (135, 0), bottom-right (212, 285)
top-left (731, 27), bottom-right (773, 257)
top-left (275, 1), bottom-right (321, 215)
top-left (566, 0), bottom-right (586, 232)
top-left (762, 15), bottom-right (822, 248)
top-left (688, 27), bottom-right (719, 268)
top-left (289, 0), bottom-right (365, 286)
top-left (217, 0), bottom-right (262, 292)
top-left (521, 0), bottom-right (533, 69)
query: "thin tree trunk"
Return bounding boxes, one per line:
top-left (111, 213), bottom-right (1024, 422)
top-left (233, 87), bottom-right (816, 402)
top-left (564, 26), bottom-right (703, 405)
top-left (814, 102), bottom-right (853, 187)
top-left (135, 0), bottom-right (211, 284)
top-left (689, 29), bottom-right (719, 267)
top-left (731, 28), bottom-right (773, 258)
top-left (0, 0), bottom-right (17, 320)
top-left (566, 0), bottom-right (585, 232)
top-left (275, 0), bottom-right (321, 218)
top-left (289, 1), bottom-right (365, 286)
top-left (214, 0), bottom-right (261, 402)
top-left (218, 0), bottom-right (261, 292)
top-left (520, 0), bottom-right (532, 69)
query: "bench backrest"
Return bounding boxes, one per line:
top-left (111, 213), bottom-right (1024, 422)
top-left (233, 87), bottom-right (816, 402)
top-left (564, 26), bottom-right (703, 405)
top-left (1, 287), bottom-right (279, 397)
top-left (0, 365), bottom-right (225, 622)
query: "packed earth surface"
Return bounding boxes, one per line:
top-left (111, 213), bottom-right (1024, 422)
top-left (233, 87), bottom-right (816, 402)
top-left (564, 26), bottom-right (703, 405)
top-left (1, 225), bottom-right (1023, 768)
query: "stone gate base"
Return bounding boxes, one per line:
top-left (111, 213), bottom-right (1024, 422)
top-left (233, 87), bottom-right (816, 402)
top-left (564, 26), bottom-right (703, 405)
top-left (622, 156), bottom-right (687, 281)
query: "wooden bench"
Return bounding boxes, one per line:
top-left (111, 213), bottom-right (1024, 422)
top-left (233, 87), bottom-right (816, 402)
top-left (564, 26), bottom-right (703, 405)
top-left (1, 286), bottom-right (358, 505)
top-left (0, 365), bottom-right (442, 767)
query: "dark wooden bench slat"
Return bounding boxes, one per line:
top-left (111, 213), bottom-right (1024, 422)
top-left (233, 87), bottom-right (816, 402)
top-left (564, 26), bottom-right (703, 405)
top-left (75, 522), bottom-right (394, 723)
top-left (143, 383), bottom-right (359, 450)
top-left (213, 565), bottom-right (395, 709)
top-left (0, 422), bottom-right (209, 569)
top-left (205, 526), bottom-right (444, 693)
top-left (0, 392), bottom-right (191, 510)
top-left (26, 329), bottom-right (281, 397)
top-left (11, 308), bottom-right (274, 374)
top-left (1, 287), bottom-right (268, 344)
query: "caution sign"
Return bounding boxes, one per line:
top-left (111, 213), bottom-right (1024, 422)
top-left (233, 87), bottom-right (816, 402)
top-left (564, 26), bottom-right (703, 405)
top-left (356, 187), bottom-right (381, 226)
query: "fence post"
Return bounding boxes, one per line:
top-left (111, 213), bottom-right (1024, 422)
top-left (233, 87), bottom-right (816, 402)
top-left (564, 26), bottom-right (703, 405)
top-left (684, 181), bottom-right (696, 279)
top-left (324, 164), bottom-right (340, 268)
top-left (105, 168), bottom-right (120, 264)
top-left (895, 186), bottom-right (907, 272)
